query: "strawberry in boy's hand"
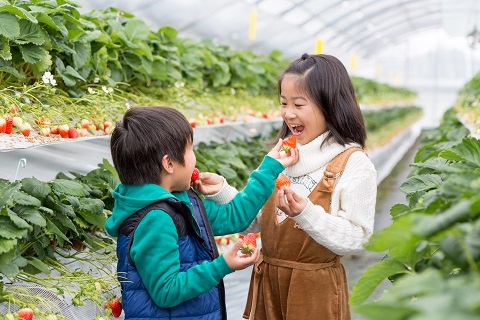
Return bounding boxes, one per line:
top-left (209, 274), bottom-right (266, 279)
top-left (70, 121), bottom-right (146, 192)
top-left (240, 233), bottom-right (257, 254)
top-left (281, 136), bottom-right (296, 153)
top-left (191, 168), bottom-right (200, 183)
top-left (104, 297), bottom-right (123, 318)
top-left (275, 173), bottom-right (291, 189)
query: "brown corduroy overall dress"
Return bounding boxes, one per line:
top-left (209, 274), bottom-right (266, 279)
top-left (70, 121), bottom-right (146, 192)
top-left (243, 147), bottom-right (363, 320)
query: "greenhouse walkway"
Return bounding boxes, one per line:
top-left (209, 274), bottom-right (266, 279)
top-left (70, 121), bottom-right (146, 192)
top-left (223, 136), bottom-right (421, 320)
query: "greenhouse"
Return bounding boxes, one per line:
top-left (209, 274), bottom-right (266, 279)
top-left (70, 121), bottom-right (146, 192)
top-left (0, 0), bottom-right (479, 319)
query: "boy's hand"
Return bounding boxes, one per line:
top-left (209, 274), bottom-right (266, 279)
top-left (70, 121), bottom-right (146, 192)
top-left (277, 187), bottom-right (308, 217)
top-left (193, 172), bottom-right (224, 195)
top-left (267, 139), bottom-right (299, 168)
top-left (223, 239), bottom-right (260, 271)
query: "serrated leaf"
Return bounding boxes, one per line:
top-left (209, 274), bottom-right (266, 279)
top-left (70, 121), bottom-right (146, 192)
top-left (0, 237), bottom-right (17, 254)
top-left (12, 189), bottom-right (42, 207)
top-left (77, 198), bottom-right (105, 228)
top-left (73, 41), bottom-right (90, 68)
top-left (0, 180), bottom-right (21, 209)
top-left (0, 247), bottom-right (15, 265)
top-left (364, 215), bottom-right (414, 252)
top-left (15, 205), bottom-right (46, 227)
top-left (0, 4), bottom-right (37, 23)
top-left (15, 19), bottom-right (46, 45)
top-left (399, 174), bottom-right (443, 194)
top-left (390, 204), bottom-right (411, 218)
top-left (53, 212), bottom-right (78, 235)
top-left (21, 177), bottom-right (52, 200)
top-left (124, 19), bottom-right (150, 40)
top-left (7, 208), bottom-right (32, 230)
top-left (51, 179), bottom-right (87, 197)
top-left (349, 257), bottom-right (408, 305)
top-left (440, 137), bottom-right (480, 167)
top-left (0, 12), bottom-right (20, 40)
top-left (0, 216), bottom-right (28, 239)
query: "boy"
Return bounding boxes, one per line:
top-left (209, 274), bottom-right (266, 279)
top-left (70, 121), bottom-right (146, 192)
top-left (106, 106), bottom-right (298, 319)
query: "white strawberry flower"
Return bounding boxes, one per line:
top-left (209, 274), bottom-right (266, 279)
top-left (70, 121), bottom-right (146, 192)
top-left (88, 87), bottom-right (95, 94)
top-left (102, 86), bottom-right (109, 93)
top-left (94, 77), bottom-right (100, 83)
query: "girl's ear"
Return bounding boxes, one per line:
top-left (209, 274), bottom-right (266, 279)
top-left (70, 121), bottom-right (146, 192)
top-left (161, 154), bottom-right (174, 174)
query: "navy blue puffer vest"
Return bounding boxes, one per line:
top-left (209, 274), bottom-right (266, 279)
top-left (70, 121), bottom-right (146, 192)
top-left (117, 189), bottom-right (226, 319)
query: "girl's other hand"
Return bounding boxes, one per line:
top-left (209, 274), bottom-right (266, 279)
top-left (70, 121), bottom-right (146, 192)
top-left (223, 239), bottom-right (260, 271)
top-left (193, 172), bottom-right (224, 195)
top-left (277, 187), bottom-right (308, 217)
top-left (267, 138), bottom-right (299, 168)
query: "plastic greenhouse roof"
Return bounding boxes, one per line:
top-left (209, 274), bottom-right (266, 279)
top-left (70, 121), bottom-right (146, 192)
top-left (76, 0), bottom-right (480, 59)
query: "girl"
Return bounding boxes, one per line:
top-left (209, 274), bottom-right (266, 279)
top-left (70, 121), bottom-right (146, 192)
top-left (206, 53), bottom-right (377, 320)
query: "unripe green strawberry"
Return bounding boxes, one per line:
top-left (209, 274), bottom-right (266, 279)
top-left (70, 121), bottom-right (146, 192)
top-left (12, 116), bottom-right (23, 127)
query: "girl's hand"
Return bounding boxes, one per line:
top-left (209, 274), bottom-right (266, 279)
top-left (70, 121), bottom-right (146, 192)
top-left (267, 139), bottom-right (299, 168)
top-left (223, 239), bottom-right (260, 271)
top-left (192, 172), bottom-right (224, 195)
top-left (277, 187), bottom-right (308, 217)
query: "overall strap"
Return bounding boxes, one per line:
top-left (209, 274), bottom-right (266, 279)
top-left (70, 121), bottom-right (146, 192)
top-left (118, 196), bottom-right (201, 268)
top-left (315, 147), bottom-right (365, 213)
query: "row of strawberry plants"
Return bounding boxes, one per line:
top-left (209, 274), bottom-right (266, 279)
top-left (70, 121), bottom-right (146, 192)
top-left (0, 105), bottom-right (423, 316)
top-left (350, 108), bottom-right (480, 319)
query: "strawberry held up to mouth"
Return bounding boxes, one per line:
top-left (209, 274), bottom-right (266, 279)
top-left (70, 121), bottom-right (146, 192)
top-left (191, 168), bottom-right (200, 183)
top-left (281, 136), bottom-right (296, 153)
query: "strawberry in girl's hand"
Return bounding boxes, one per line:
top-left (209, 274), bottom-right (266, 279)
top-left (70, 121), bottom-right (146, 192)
top-left (191, 168), bottom-right (200, 183)
top-left (240, 233), bottom-right (257, 254)
top-left (281, 136), bottom-right (296, 153)
top-left (17, 308), bottom-right (34, 320)
top-left (275, 173), bottom-right (291, 189)
top-left (104, 297), bottom-right (123, 318)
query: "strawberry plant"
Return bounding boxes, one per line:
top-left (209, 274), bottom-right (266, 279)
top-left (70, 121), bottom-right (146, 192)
top-left (350, 108), bottom-right (480, 319)
top-left (0, 159), bottom-right (120, 315)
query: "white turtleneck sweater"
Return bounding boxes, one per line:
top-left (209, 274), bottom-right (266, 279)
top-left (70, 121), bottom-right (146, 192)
top-left (206, 132), bottom-right (377, 256)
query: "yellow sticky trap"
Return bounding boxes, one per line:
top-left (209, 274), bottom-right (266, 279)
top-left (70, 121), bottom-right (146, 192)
top-left (315, 39), bottom-right (323, 54)
top-left (249, 8), bottom-right (257, 40)
top-left (350, 54), bottom-right (357, 71)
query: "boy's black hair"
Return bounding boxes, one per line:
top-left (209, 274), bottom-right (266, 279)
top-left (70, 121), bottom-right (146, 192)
top-left (276, 53), bottom-right (366, 148)
top-left (110, 106), bottom-right (193, 185)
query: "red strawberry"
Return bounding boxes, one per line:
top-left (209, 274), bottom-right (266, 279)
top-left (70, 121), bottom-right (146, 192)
top-left (68, 128), bottom-right (79, 139)
top-left (0, 118), bottom-right (6, 133)
top-left (281, 136), bottom-right (296, 153)
top-left (240, 233), bottom-right (257, 254)
top-left (189, 118), bottom-right (196, 128)
top-left (104, 298), bottom-right (122, 318)
top-left (21, 123), bottom-right (31, 137)
top-left (50, 126), bottom-right (59, 134)
top-left (4, 115), bottom-right (13, 134)
top-left (275, 173), bottom-right (291, 189)
top-left (81, 119), bottom-right (90, 129)
top-left (17, 308), bottom-right (34, 320)
top-left (191, 168), bottom-right (200, 183)
top-left (58, 124), bottom-right (69, 138)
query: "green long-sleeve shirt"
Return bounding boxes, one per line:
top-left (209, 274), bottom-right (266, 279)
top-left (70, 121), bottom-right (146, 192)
top-left (105, 155), bottom-right (283, 308)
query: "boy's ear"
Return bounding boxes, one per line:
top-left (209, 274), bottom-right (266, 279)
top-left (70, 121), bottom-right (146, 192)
top-left (162, 154), bottom-right (174, 174)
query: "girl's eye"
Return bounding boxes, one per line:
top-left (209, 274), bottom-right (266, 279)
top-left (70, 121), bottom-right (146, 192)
top-left (280, 102), bottom-right (287, 106)
top-left (295, 104), bottom-right (303, 107)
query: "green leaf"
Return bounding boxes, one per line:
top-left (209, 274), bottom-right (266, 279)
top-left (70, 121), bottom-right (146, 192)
top-left (364, 215), bottom-right (414, 252)
top-left (63, 65), bottom-right (86, 81)
top-left (390, 204), bottom-right (411, 218)
top-left (76, 198), bottom-right (105, 228)
top-left (15, 19), bottom-right (46, 45)
top-left (0, 216), bottom-right (28, 239)
top-left (53, 212), bottom-right (78, 235)
top-left (73, 41), bottom-right (90, 68)
top-left (51, 179), bottom-right (87, 197)
top-left (349, 257), bottom-right (408, 305)
top-left (440, 137), bottom-right (480, 167)
top-left (15, 206), bottom-right (47, 227)
top-left (0, 4), bottom-right (37, 23)
top-left (0, 180), bottom-right (21, 209)
top-left (27, 256), bottom-right (51, 274)
top-left (399, 174), bottom-right (443, 194)
top-left (7, 208), bottom-right (32, 230)
top-left (46, 220), bottom-right (70, 244)
top-left (20, 43), bottom-right (45, 63)
top-left (0, 12), bottom-right (20, 40)
top-left (412, 199), bottom-right (477, 238)
top-left (12, 189), bottom-right (42, 207)
top-left (0, 237), bottom-right (17, 254)
top-left (0, 262), bottom-right (19, 277)
top-left (124, 19), bottom-right (150, 40)
top-left (21, 177), bottom-right (52, 200)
